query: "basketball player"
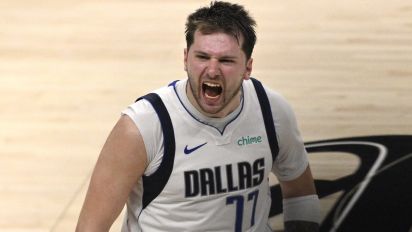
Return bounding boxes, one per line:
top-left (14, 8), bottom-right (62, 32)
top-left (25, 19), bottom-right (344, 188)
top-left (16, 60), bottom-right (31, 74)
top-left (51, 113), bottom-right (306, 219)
top-left (76, 2), bottom-right (320, 232)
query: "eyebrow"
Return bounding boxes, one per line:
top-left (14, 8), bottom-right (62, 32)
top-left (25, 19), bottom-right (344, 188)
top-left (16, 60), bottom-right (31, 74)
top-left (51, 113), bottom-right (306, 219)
top-left (193, 51), bottom-right (238, 60)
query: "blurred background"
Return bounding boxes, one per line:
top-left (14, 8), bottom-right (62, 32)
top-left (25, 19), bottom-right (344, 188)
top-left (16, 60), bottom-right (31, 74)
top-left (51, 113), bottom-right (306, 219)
top-left (0, 0), bottom-right (411, 231)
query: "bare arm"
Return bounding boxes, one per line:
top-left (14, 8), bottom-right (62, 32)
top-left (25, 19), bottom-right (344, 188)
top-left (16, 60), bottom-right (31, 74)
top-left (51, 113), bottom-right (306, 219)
top-left (279, 165), bottom-right (320, 232)
top-left (76, 115), bottom-right (147, 232)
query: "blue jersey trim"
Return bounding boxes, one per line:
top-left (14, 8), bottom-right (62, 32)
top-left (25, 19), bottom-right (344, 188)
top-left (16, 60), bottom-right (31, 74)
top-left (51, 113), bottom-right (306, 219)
top-left (135, 93), bottom-right (176, 209)
top-left (250, 78), bottom-right (279, 161)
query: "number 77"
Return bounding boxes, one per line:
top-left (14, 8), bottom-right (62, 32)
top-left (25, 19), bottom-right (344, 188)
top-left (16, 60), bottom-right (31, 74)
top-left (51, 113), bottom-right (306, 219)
top-left (226, 189), bottom-right (259, 232)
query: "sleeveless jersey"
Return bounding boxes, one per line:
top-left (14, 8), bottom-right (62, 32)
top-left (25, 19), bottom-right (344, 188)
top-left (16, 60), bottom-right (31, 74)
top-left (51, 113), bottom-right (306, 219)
top-left (121, 78), bottom-right (308, 232)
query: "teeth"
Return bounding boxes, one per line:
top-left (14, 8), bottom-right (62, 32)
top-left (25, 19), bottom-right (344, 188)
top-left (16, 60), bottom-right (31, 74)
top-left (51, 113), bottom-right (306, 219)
top-left (204, 82), bottom-right (221, 88)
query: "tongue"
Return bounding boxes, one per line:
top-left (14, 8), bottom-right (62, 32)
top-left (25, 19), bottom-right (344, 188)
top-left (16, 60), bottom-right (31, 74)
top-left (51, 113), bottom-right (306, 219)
top-left (204, 86), bottom-right (220, 98)
top-left (205, 88), bottom-right (219, 98)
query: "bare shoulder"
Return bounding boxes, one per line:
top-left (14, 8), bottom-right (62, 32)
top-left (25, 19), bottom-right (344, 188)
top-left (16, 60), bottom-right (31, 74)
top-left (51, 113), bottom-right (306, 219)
top-left (76, 115), bottom-right (148, 231)
top-left (99, 114), bottom-right (147, 170)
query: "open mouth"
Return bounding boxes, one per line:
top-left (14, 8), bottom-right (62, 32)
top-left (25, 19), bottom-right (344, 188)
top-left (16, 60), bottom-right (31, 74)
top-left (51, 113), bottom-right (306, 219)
top-left (202, 82), bottom-right (223, 99)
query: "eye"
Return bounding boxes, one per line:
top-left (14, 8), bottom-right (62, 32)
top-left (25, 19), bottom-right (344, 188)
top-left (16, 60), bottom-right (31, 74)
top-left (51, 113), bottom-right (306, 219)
top-left (196, 55), bottom-right (209, 60)
top-left (220, 59), bottom-right (234, 64)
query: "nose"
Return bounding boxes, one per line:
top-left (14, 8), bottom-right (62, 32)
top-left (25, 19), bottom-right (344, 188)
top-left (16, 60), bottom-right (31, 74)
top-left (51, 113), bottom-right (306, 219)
top-left (206, 59), bottom-right (220, 78)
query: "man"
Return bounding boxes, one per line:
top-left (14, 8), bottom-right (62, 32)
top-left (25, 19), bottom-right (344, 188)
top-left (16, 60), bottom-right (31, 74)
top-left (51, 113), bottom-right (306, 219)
top-left (76, 1), bottom-right (320, 232)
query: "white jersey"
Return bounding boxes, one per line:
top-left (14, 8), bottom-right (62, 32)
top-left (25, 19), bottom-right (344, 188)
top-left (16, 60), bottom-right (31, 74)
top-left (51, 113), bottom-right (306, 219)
top-left (121, 78), bottom-right (308, 232)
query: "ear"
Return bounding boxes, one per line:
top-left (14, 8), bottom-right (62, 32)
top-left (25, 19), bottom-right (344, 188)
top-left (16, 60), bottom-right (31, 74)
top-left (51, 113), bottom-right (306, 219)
top-left (243, 58), bottom-right (253, 80)
top-left (184, 48), bottom-right (188, 71)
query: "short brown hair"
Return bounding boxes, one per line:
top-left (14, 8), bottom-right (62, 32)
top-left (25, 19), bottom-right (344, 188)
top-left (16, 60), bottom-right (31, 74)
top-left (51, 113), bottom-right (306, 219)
top-left (185, 1), bottom-right (257, 60)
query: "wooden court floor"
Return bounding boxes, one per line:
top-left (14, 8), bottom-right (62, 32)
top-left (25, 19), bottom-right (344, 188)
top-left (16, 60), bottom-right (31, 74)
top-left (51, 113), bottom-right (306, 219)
top-left (1, 0), bottom-right (411, 231)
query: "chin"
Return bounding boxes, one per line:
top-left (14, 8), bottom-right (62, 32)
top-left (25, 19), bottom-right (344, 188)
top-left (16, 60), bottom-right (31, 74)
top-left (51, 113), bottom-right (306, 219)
top-left (205, 108), bottom-right (226, 118)
top-left (200, 105), bottom-right (220, 115)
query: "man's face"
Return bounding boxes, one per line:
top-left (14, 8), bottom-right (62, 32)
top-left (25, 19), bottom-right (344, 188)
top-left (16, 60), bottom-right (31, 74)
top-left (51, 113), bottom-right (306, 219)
top-left (184, 30), bottom-right (253, 118)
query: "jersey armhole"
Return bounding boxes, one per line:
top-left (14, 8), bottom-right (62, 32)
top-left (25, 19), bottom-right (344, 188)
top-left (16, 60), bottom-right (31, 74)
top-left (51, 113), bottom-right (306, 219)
top-left (250, 78), bottom-right (280, 163)
top-left (136, 93), bottom-right (176, 209)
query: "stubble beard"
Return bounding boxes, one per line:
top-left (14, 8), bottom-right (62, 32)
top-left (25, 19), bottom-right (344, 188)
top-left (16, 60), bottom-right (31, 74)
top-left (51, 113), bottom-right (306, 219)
top-left (187, 74), bottom-right (243, 117)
